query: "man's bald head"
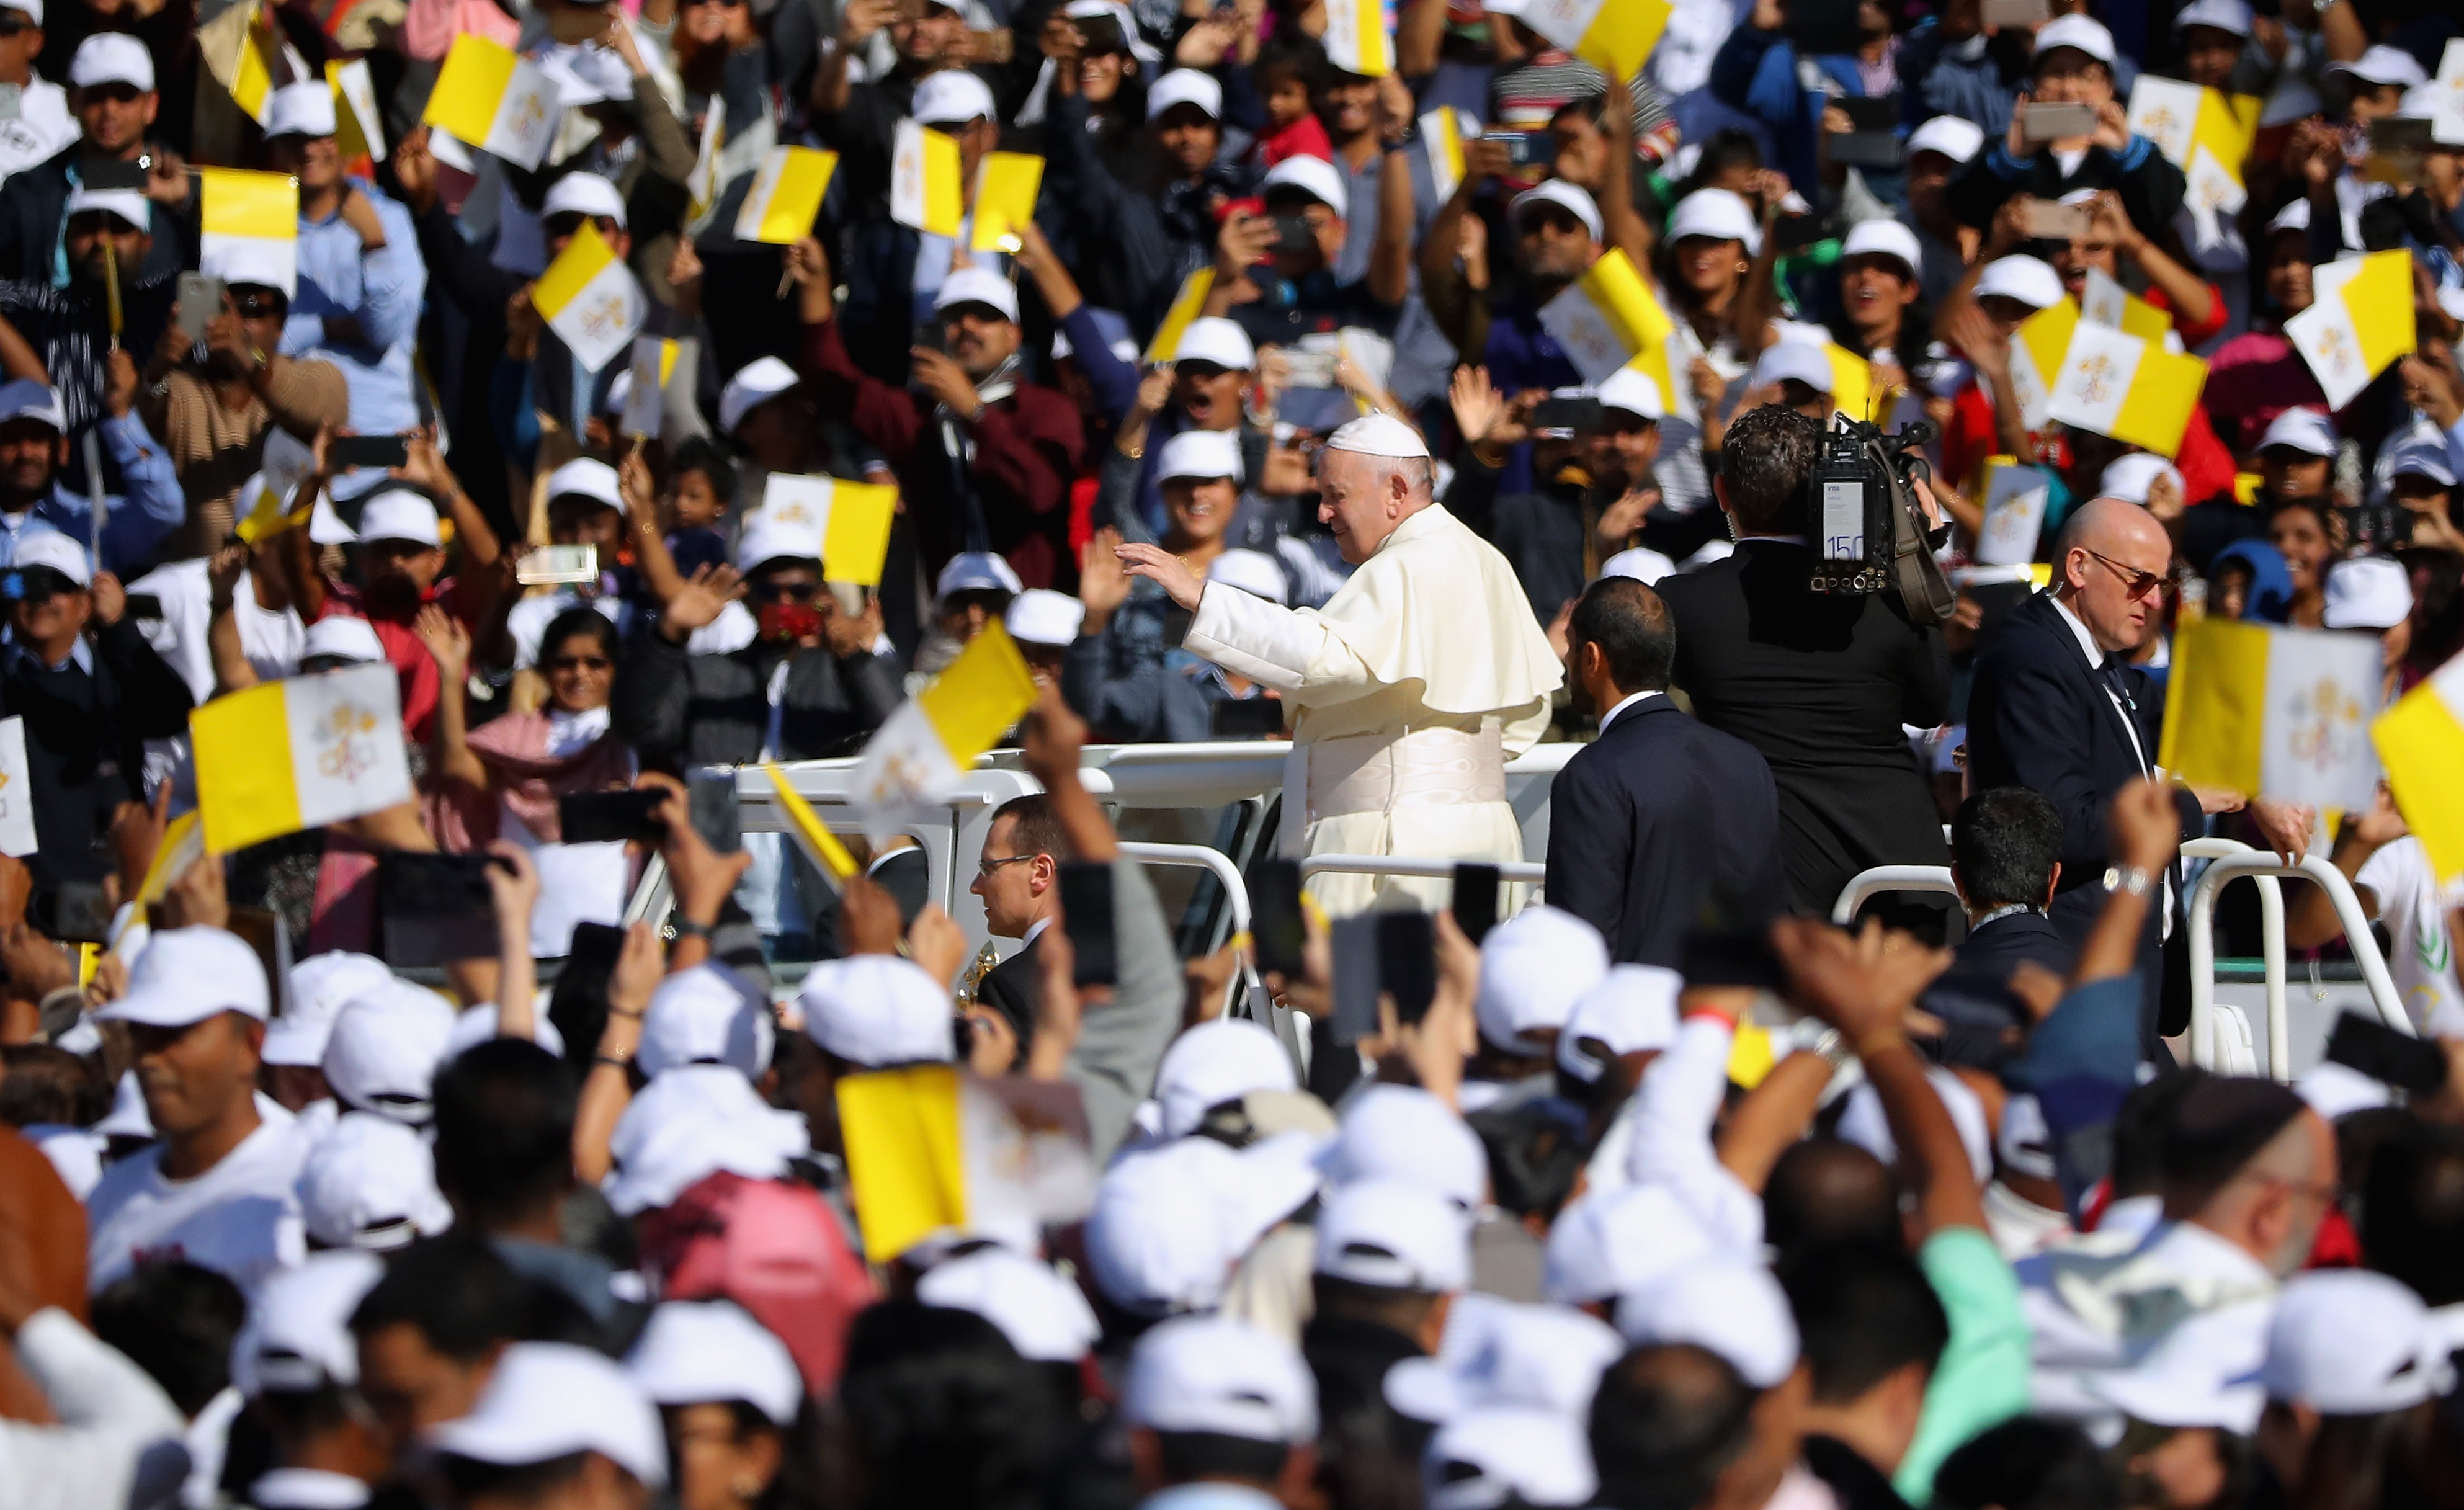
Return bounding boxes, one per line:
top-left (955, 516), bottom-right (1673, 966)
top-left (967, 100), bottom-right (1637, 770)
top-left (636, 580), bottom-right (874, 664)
top-left (2053, 494), bottom-right (2174, 655)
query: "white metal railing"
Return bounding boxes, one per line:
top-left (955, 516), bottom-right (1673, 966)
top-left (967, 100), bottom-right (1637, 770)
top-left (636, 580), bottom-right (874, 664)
top-left (2189, 850), bottom-right (2408, 1078)
top-left (1829, 865), bottom-right (1960, 924)
top-left (1112, 841), bottom-right (1293, 1058)
top-left (1300, 855), bottom-right (1548, 883)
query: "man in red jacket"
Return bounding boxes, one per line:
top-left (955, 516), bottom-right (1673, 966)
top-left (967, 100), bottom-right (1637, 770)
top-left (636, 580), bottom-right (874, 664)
top-left (792, 239), bottom-right (1087, 589)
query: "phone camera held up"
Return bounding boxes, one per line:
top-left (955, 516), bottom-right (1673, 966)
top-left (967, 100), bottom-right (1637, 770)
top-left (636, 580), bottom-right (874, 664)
top-left (1805, 413), bottom-right (1956, 625)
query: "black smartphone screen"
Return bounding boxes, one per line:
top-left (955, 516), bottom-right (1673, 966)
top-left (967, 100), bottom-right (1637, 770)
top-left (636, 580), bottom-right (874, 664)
top-left (550, 920), bottom-right (628, 1066)
top-left (1250, 859), bottom-right (1306, 978)
top-left (33, 882), bottom-right (112, 944)
top-left (1376, 911), bottom-right (1437, 1025)
top-left (1330, 913), bottom-right (1382, 1043)
top-left (1059, 860), bottom-right (1118, 986)
top-left (1678, 880), bottom-right (1782, 991)
top-left (1451, 862), bottom-right (1500, 947)
top-left (83, 157), bottom-right (146, 192)
top-left (1272, 213), bottom-right (1315, 252)
top-left (2325, 1010), bottom-right (2448, 1095)
top-left (329, 434), bottom-right (411, 470)
top-left (685, 768), bottom-right (741, 856)
top-left (1211, 697), bottom-right (1285, 738)
top-left (123, 593), bottom-right (164, 620)
top-left (560, 790), bottom-right (666, 846)
top-left (377, 852), bottom-right (502, 967)
top-left (1530, 396), bottom-right (1604, 435)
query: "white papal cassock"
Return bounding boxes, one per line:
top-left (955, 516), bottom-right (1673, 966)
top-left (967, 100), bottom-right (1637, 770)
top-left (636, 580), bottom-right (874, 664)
top-left (1182, 502), bottom-right (1564, 915)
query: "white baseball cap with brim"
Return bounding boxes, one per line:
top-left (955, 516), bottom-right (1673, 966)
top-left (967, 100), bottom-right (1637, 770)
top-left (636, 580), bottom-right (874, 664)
top-left (1122, 1315), bottom-right (1319, 1442)
top-left (1555, 963), bottom-right (1681, 1084)
top-left (1614, 1259), bottom-right (1801, 1388)
top-left (734, 514), bottom-right (822, 575)
top-left (1261, 154), bottom-right (1349, 218)
top-left (69, 32), bottom-right (151, 90)
top-left (63, 186), bottom-right (148, 231)
top-left (2263, 1269), bottom-right (2460, 1412)
top-left (1475, 904), bottom-right (1608, 1053)
top-left (301, 615), bottom-right (386, 666)
top-left (1386, 1295), bottom-right (1622, 1426)
top-left (934, 550), bottom-right (1024, 599)
top-left (296, 1110), bottom-right (454, 1251)
top-left (2173, 0), bottom-right (2253, 36)
top-left (2386, 436), bottom-right (2456, 485)
top-left (0, 378), bottom-right (64, 432)
top-left (1170, 316), bottom-right (1256, 372)
top-left (1208, 548), bottom-right (1287, 604)
top-left (2096, 453), bottom-right (2183, 506)
top-left (914, 1248), bottom-right (1102, 1363)
top-left (355, 489), bottom-right (443, 547)
top-left (12, 530), bottom-right (91, 588)
top-left (602, 1063), bottom-right (808, 1216)
top-left (2259, 407), bottom-right (2337, 456)
top-left (426, 1342), bottom-right (669, 1488)
top-left (1084, 1132), bottom-right (1321, 1315)
top-left (1666, 189), bottom-right (1761, 255)
top-left (267, 951), bottom-right (395, 1066)
top-left (625, 1301), bottom-right (804, 1426)
top-left (2032, 14), bottom-right (2115, 66)
top-left (1975, 255), bottom-right (2064, 311)
top-left (1597, 368), bottom-right (1663, 421)
top-left (2327, 44), bottom-right (2426, 89)
top-left (1510, 181), bottom-right (1602, 244)
top-left (1158, 427), bottom-right (1244, 483)
top-left (546, 457), bottom-right (622, 511)
top-left (1146, 68), bottom-right (1223, 122)
top-left (231, 1251), bottom-right (384, 1397)
top-left (98, 926), bottom-right (271, 1027)
top-left (200, 239), bottom-right (296, 297)
top-left (263, 81), bottom-right (337, 140)
top-left (323, 980), bottom-right (458, 1125)
top-left (798, 954), bottom-right (955, 1066)
top-left (1004, 587), bottom-right (1084, 647)
top-left (1840, 218), bottom-right (1922, 280)
top-left (2089, 1308), bottom-right (2267, 1432)
top-left (720, 356), bottom-right (799, 435)
top-left (1907, 115), bottom-right (1985, 164)
top-left (2322, 555), bottom-right (2413, 630)
top-left (934, 267), bottom-right (1020, 323)
top-left (1750, 339), bottom-right (1836, 395)
top-left (1422, 1407), bottom-right (1597, 1510)
top-left (2267, 198), bottom-right (2313, 236)
top-left (1313, 1178), bottom-right (1471, 1293)
top-left (1154, 1016), bottom-right (1297, 1138)
top-left (637, 963), bottom-right (774, 1080)
top-left (1541, 1182), bottom-right (1712, 1305)
top-left (1319, 1083), bottom-right (1485, 1212)
top-left (2, 0), bottom-right (40, 26)
top-left (911, 70), bottom-right (997, 128)
top-left (542, 171), bottom-right (628, 229)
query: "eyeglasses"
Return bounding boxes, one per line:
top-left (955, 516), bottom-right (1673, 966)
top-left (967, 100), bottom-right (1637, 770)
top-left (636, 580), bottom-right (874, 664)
top-left (749, 578), bottom-right (821, 603)
top-left (546, 654), bottom-right (612, 672)
top-left (543, 213), bottom-right (620, 241)
top-left (231, 292), bottom-right (282, 318)
top-left (2085, 549), bottom-right (2166, 600)
top-left (976, 854), bottom-right (1035, 877)
top-left (4, 566), bottom-right (76, 604)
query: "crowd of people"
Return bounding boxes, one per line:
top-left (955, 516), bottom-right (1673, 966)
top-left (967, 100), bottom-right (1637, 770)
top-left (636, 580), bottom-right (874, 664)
top-left (0, 0), bottom-right (2458, 1506)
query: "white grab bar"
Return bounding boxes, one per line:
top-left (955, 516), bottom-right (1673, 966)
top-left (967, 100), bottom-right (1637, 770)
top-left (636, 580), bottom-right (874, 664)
top-left (1830, 865), bottom-right (1961, 924)
top-left (1300, 854), bottom-right (1548, 882)
top-left (2188, 850), bottom-right (2409, 1078)
top-left (1114, 841), bottom-right (1295, 1063)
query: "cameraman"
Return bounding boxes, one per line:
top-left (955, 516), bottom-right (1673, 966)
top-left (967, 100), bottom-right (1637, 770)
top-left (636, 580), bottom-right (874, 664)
top-left (1656, 403), bottom-right (1953, 926)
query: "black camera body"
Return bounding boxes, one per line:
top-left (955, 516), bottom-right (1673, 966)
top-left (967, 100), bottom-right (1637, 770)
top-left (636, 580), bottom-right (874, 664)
top-left (1804, 414), bottom-right (1955, 625)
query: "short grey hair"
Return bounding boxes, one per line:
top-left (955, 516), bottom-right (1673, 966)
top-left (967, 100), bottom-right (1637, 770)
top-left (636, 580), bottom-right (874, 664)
top-left (1329, 449), bottom-right (1434, 501)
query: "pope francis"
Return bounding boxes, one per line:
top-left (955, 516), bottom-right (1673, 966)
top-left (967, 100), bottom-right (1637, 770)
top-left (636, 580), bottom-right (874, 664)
top-left (1117, 413), bottom-right (1563, 914)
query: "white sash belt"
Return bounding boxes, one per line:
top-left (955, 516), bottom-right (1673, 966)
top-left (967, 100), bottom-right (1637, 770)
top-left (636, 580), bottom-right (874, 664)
top-left (1305, 725), bottom-right (1507, 822)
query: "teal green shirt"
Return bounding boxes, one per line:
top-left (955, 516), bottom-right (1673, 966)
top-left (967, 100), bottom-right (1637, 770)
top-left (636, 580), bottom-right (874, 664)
top-left (1895, 1225), bottom-right (2034, 1503)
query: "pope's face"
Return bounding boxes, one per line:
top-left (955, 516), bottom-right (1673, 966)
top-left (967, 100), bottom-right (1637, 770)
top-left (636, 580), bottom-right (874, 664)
top-left (1315, 450), bottom-right (1406, 565)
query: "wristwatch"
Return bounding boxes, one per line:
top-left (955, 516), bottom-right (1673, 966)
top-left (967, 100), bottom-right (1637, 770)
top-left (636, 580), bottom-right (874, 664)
top-left (2102, 864), bottom-right (2156, 898)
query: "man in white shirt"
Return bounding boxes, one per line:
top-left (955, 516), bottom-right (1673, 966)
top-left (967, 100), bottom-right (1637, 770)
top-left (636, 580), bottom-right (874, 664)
top-left (86, 926), bottom-right (308, 1295)
top-left (0, 1), bottom-right (77, 186)
top-left (2283, 788), bottom-right (2464, 1035)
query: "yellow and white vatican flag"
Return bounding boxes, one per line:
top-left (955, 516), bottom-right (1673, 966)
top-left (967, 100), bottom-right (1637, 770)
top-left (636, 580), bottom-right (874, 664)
top-left (329, 58), bottom-right (385, 163)
top-left (2006, 297), bottom-right (2078, 435)
top-left (2160, 619), bottom-right (2385, 811)
top-left (1538, 249), bottom-right (1678, 399)
top-left (835, 1063), bottom-right (1098, 1262)
top-left (2283, 249), bottom-right (2415, 409)
top-left (2046, 320), bottom-right (2208, 458)
top-left (1321, 0), bottom-right (1393, 76)
top-left (970, 152), bottom-right (1044, 252)
top-left (1144, 268), bottom-right (1215, 362)
top-left (734, 145), bottom-right (838, 244)
top-left (533, 221), bottom-right (645, 373)
top-left (191, 663), bottom-right (416, 854)
top-left (226, 1), bottom-right (285, 125)
top-left (891, 118), bottom-right (964, 238)
top-left (1421, 108), bottom-right (1474, 202)
top-left (761, 473), bottom-right (899, 586)
top-left (2373, 651), bottom-right (2464, 885)
top-left (849, 624), bottom-right (1038, 836)
top-left (233, 471), bottom-right (311, 545)
top-left (2080, 266), bottom-right (2172, 343)
top-left (0, 718), bottom-right (34, 858)
top-left (620, 336), bottom-right (681, 440)
top-left (762, 763), bottom-right (860, 883)
top-left (1826, 344), bottom-right (1875, 422)
top-left (420, 34), bottom-right (561, 172)
top-left (1975, 457), bottom-right (2051, 567)
top-left (199, 168), bottom-right (300, 298)
top-left (1511, 0), bottom-right (1672, 81)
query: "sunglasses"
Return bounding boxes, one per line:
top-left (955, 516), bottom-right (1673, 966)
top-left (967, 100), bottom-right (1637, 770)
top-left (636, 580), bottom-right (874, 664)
top-left (546, 654), bottom-right (613, 672)
top-left (231, 292), bottom-right (283, 318)
top-left (5, 566), bottom-right (78, 603)
top-left (2086, 548), bottom-right (2167, 600)
top-left (749, 578), bottom-right (821, 603)
top-left (543, 213), bottom-right (620, 241)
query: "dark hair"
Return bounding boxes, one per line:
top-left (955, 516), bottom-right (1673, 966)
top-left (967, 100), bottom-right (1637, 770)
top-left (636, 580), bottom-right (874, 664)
top-left (2159, 1075), bottom-right (2306, 1215)
top-left (2361, 1120), bottom-right (2464, 1305)
top-left (440, 1450), bottom-right (595, 1502)
top-left (1311, 1272), bottom-right (1444, 1332)
top-left (540, 607), bottom-right (620, 669)
top-left (1155, 1431), bottom-right (1293, 1486)
top-left (2267, 494), bottom-right (2337, 538)
top-left (1717, 405), bottom-right (1822, 534)
top-left (1468, 1099), bottom-right (1587, 1220)
top-left (1681, 128), bottom-right (1764, 200)
top-left (1764, 1138), bottom-right (1900, 1257)
top-left (350, 1233), bottom-right (533, 1360)
top-left (1568, 577), bottom-right (1676, 695)
top-left (432, 1039), bottom-right (578, 1233)
top-left (92, 1261), bottom-right (248, 1416)
top-left (0, 1043), bottom-right (108, 1127)
top-left (670, 436), bottom-right (739, 506)
top-left (837, 1302), bottom-right (1060, 1510)
top-left (1775, 1243), bottom-right (1950, 1406)
top-left (2401, 547), bottom-right (2463, 680)
top-left (988, 793), bottom-right (1070, 864)
top-left (1933, 1418), bottom-right (2119, 1510)
top-left (1589, 1344), bottom-right (1759, 1510)
top-left (2110, 1068), bottom-right (2206, 1200)
top-left (1952, 787), bottom-right (2064, 912)
top-left (1252, 32), bottom-right (1328, 96)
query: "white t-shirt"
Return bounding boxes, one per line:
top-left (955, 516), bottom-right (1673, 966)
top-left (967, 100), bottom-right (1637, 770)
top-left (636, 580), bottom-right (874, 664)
top-left (128, 557), bottom-right (305, 705)
top-left (2355, 836), bottom-right (2464, 1034)
top-left (85, 1116), bottom-right (309, 1295)
top-left (0, 80), bottom-right (79, 185)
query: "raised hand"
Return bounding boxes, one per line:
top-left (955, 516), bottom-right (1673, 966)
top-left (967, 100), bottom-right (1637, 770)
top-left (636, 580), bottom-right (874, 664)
top-left (1115, 542), bottom-right (1205, 610)
top-left (661, 563), bottom-right (743, 637)
top-left (414, 603), bottom-right (471, 679)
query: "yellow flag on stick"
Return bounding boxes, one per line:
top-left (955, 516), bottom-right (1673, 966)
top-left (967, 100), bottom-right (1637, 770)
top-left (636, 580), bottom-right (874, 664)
top-left (2373, 651), bottom-right (2464, 886)
top-left (532, 221), bottom-right (646, 373)
top-left (329, 59), bottom-right (386, 164)
top-left (835, 1066), bottom-right (1096, 1263)
top-left (1514, 0), bottom-right (1672, 83)
top-left (762, 763), bottom-right (859, 883)
top-left (1145, 269), bottom-right (1215, 364)
top-left (192, 664), bottom-right (416, 854)
top-left (891, 118), bottom-right (963, 238)
top-left (199, 168), bottom-right (299, 298)
top-left (2283, 250), bottom-right (2416, 408)
top-left (759, 474), bottom-right (899, 586)
top-left (1536, 249), bottom-right (1679, 408)
top-left (2045, 321), bottom-right (2208, 459)
top-left (733, 145), bottom-right (838, 244)
top-left (970, 153), bottom-right (1044, 252)
top-left (421, 34), bottom-right (560, 171)
top-left (848, 625), bottom-right (1037, 832)
top-left (2159, 618), bottom-right (2385, 809)
top-left (229, 1), bottom-right (283, 125)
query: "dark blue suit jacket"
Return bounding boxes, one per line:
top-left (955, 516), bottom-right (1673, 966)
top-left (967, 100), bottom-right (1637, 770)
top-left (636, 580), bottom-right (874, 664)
top-left (1543, 694), bottom-right (1785, 968)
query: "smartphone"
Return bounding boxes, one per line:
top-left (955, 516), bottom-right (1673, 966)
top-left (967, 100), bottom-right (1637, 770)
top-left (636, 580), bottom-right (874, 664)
top-left (176, 272), bottom-right (225, 347)
top-left (1272, 213), bottom-right (1316, 253)
top-left (1831, 94), bottom-right (1903, 169)
top-left (1250, 859), bottom-right (1306, 978)
top-left (1330, 913), bottom-right (1382, 1043)
top-left (32, 882), bottom-right (113, 945)
top-left (83, 157), bottom-right (147, 192)
top-left (1451, 862), bottom-right (1500, 947)
top-left (1074, 12), bottom-right (1126, 55)
top-left (2325, 1009), bottom-right (2449, 1095)
top-left (560, 789), bottom-right (667, 845)
top-left (1530, 395), bottom-right (1605, 437)
top-left (685, 767), bottom-right (742, 856)
top-left (1981, 0), bottom-right (2050, 21)
top-left (2020, 101), bottom-right (2099, 143)
top-left (1058, 860), bottom-right (1118, 987)
top-left (549, 919), bottom-right (628, 1066)
top-left (377, 852), bottom-right (506, 967)
top-left (2370, 117), bottom-right (2434, 154)
top-left (1480, 129), bottom-right (1556, 167)
top-left (1211, 697), bottom-right (1286, 738)
top-left (1772, 210), bottom-right (1830, 253)
top-left (517, 543), bottom-right (599, 586)
top-left (911, 318), bottom-right (945, 356)
top-left (1277, 388), bottom-right (1356, 432)
top-left (1375, 911), bottom-right (1438, 1025)
top-left (123, 592), bottom-right (163, 620)
top-left (329, 434), bottom-right (411, 470)
top-left (2019, 199), bottom-right (2094, 241)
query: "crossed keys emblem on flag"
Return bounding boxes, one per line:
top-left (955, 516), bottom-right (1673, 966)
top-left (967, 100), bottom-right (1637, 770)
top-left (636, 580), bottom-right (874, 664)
top-left (2287, 676), bottom-right (2367, 772)
top-left (2074, 352), bottom-right (2118, 406)
top-left (578, 293), bottom-right (630, 340)
top-left (2312, 324), bottom-right (2355, 375)
top-left (316, 702), bottom-right (385, 782)
top-left (861, 751), bottom-right (931, 806)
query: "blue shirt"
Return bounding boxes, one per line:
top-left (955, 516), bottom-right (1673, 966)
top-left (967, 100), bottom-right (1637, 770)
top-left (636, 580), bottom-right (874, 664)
top-left (0, 413), bottom-right (184, 576)
top-left (280, 182), bottom-right (427, 442)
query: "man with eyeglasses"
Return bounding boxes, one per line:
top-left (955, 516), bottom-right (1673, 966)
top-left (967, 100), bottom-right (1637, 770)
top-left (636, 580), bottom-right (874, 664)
top-left (0, 33), bottom-right (185, 286)
top-left (0, 0), bottom-right (76, 187)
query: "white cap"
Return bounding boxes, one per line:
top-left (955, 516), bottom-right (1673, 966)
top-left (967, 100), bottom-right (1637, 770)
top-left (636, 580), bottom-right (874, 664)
top-left (1386, 1296), bottom-right (1623, 1425)
top-left (267, 952), bottom-right (394, 1067)
top-left (1996, 1092), bottom-right (2059, 1181)
top-left (604, 1063), bottom-right (810, 1215)
top-left (2259, 407), bottom-right (2337, 456)
top-left (1835, 1066), bottom-right (1994, 1188)
top-left (1320, 1084), bottom-right (1486, 1211)
top-left (1906, 115), bottom-right (1985, 164)
top-left (1004, 587), bottom-right (1084, 647)
top-left (323, 980), bottom-right (458, 1124)
top-left (1261, 154), bottom-right (1349, 218)
top-left (1084, 1132), bottom-right (1321, 1315)
top-left (1666, 189), bottom-right (1761, 256)
top-left (1051, 324), bottom-right (1138, 365)
top-left (2264, 78), bottom-right (2327, 127)
top-left (1422, 1406), bottom-right (1597, 1510)
top-left (1597, 368), bottom-right (1663, 421)
top-left (1146, 68), bottom-right (1223, 121)
top-left (63, 185), bottom-right (149, 231)
top-left (2323, 555), bottom-right (2414, 631)
top-left (2095, 453), bottom-right (2183, 506)
top-left (10, 530), bottom-right (89, 587)
top-left (1542, 1183), bottom-right (1714, 1305)
top-left (1750, 339), bottom-right (1836, 395)
top-left (2294, 1059), bottom-right (2393, 1122)
top-left (1974, 256), bottom-right (2064, 311)
top-left (427, 1342), bottom-right (668, 1488)
top-left (2091, 1310), bottom-right (2268, 1432)
top-left (546, 457), bottom-right (622, 511)
top-left (1, 0), bottom-right (38, 25)
top-left (2386, 436), bottom-right (2457, 486)
top-left (1122, 1315), bottom-right (1319, 1442)
top-left (912, 70), bottom-right (997, 127)
top-left (0, 378), bottom-right (64, 432)
top-left (1555, 964), bottom-right (1681, 1084)
top-left (2032, 14), bottom-right (2116, 65)
top-left (444, 1002), bottom-right (565, 1061)
top-left (263, 81), bottom-right (337, 139)
top-left (798, 954), bottom-right (955, 1066)
top-left (355, 489), bottom-right (443, 547)
top-left (1599, 547), bottom-right (1674, 585)
top-left (1208, 548), bottom-right (1287, 604)
top-left (2268, 197), bottom-right (2313, 236)
top-left (301, 615), bottom-right (386, 666)
top-left (69, 32), bottom-right (152, 90)
top-left (735, 512), bottom-right (822, 574)
top-left (935, 550), bottom-right (1024, 599)
top-left (99, 926), bottom-right (269, 1026)
top-left (1154, 1017), bottom-right (1297, 1138)
top-left (1840, 219), bottom-right (1922, 280)
top-left (200, 238), bottom-right (294, 296)
top-left (1326, 412), bottom-right (1431, 460)
top-left (935, 267), bottom-right (1021, 323)
top-left (915, 1248), bottom-right (1101, 1362)
top-left (230, 1251), bottom-right (383, 1397)
top-left (2174, 0), bottom-right (2253, 35)
top-left (1314, 1177), bottom-right (1471, 1292)
top-left (720, 356), bottom-right (800, 434)
top-left (1510, 181), bottom-right (1603, 244)
top-left (1614, 1259), bottom-right (1801, 1388)
top-left (626, 1301), bottom-right (804, 1426)
top-left (2328, 44), bottom-right (2426, 88)
top-left (1475, 905), bottom-right (1609, 1053)
top-left (542, 171), bottom-right (628, 228)
top-left (1167, 315), bottom-right (1255, 372)
top-left (638, 963), bottom-right (775, 1079)
top-left (2262, 1269), bottom-right (2459, 1412)
top-left (297, 1111), bottom-right (453, 1251)
top-left (1158, 427), bottom-right (1245, 483)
